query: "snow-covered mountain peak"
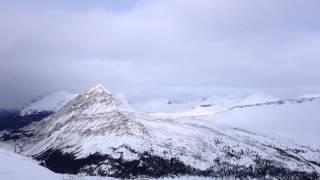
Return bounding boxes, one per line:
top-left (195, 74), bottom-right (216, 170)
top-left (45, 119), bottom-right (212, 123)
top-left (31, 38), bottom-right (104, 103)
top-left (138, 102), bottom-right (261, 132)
top-left (61, 85), bottom-right (121, 116)
top-left (87, 84), bottom-right (111, 94)
top-left (21, 85), bottom-right (150, 156)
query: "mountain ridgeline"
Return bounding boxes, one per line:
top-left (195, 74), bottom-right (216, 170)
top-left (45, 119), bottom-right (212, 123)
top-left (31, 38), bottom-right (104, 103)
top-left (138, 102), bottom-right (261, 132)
top-left (1, 85), bottom-right (320, 179)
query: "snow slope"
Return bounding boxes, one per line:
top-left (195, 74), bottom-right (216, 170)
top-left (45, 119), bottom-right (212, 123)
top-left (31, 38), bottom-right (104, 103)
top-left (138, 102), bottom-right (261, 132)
top-left (200, 96), bottom-right (320, 148)
top-left (20, 92), bottom-right (77, 116)
top-left (0, 146), bottom-right (60, 180)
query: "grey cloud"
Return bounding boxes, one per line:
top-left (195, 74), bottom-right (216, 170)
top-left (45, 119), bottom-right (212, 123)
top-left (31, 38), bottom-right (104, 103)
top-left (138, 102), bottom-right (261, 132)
top-left (1, 0), bottom-right (320, 108)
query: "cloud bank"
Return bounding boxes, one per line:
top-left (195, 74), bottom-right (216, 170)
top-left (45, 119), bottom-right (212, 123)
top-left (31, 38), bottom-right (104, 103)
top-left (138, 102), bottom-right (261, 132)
top-left (1, 0), bottom-right (320, 108)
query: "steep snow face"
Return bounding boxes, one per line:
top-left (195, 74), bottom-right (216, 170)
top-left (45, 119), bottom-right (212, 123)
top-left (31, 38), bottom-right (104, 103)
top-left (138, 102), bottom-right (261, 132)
top-left (12, 85), bottom-right (320, 178)
top-left (20, 92), bottom-right (77, 116)
top-left (0, 145), bottom-right (60, 180)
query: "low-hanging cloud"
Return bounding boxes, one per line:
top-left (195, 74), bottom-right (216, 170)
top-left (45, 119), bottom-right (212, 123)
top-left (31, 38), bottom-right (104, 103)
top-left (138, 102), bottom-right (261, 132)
top-left (1, 0), bottom-right (320, 108)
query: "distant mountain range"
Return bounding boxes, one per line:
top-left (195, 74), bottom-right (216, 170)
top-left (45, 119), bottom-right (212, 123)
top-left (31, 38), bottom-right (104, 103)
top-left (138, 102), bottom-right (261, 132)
top-left (1, 84), bottom-right (319, 179)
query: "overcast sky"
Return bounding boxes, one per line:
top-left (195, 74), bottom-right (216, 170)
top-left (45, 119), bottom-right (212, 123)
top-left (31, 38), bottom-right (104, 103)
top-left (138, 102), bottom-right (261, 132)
top-left (1, 0), bottom-right (320, 108)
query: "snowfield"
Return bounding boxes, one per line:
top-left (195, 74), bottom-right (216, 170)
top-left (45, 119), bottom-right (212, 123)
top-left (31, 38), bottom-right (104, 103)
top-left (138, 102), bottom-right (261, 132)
top-left (149, 93), bottom-right (320, 148)
top-left (204, 97), bottom-right (320, 148)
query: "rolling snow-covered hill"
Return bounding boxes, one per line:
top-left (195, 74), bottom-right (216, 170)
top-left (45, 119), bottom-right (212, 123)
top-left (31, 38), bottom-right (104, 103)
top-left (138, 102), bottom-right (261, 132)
top-left (3, 84), bottom-right (319, 179)
top-left (147, 93), bottom-right (280, 118)
top-left (147, 93), bottom-right (279, 118)
top-left (148, 93), bottom-right (320, 148)
top-left (201, 96), bottom-right (320, 148)
top-left (20, 92), bottom-right (77, 116)
top-left (0, 92), bottom-right (77, 131)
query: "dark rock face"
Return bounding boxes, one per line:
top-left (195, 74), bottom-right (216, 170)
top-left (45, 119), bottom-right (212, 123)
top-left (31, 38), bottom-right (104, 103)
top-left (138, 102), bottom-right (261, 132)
top-left (0, 111), bottom-right (53, 142)
top-left (200, 104), bottom-right (213, 107)
top-left (0, 111), bottom-right (53, 131)
top-left (1, 129), bottom-right (34, 141)
top-left (35, 149), bottom-right (319, 179)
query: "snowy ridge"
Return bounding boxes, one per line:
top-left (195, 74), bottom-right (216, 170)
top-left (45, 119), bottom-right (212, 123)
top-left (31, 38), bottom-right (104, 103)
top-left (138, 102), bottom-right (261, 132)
top-left (233, 92), bottom-right (279, 106)
top-left (133, 93), bottom-right (278, 115)
top-left (9, 85), bottom-right (320, 179)
top-left (20, 92), bottom-right (77, 116)
top-left (148, 93), bottom-right (279, 118)
top-left (150, 93), bottom-right (320, 118)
